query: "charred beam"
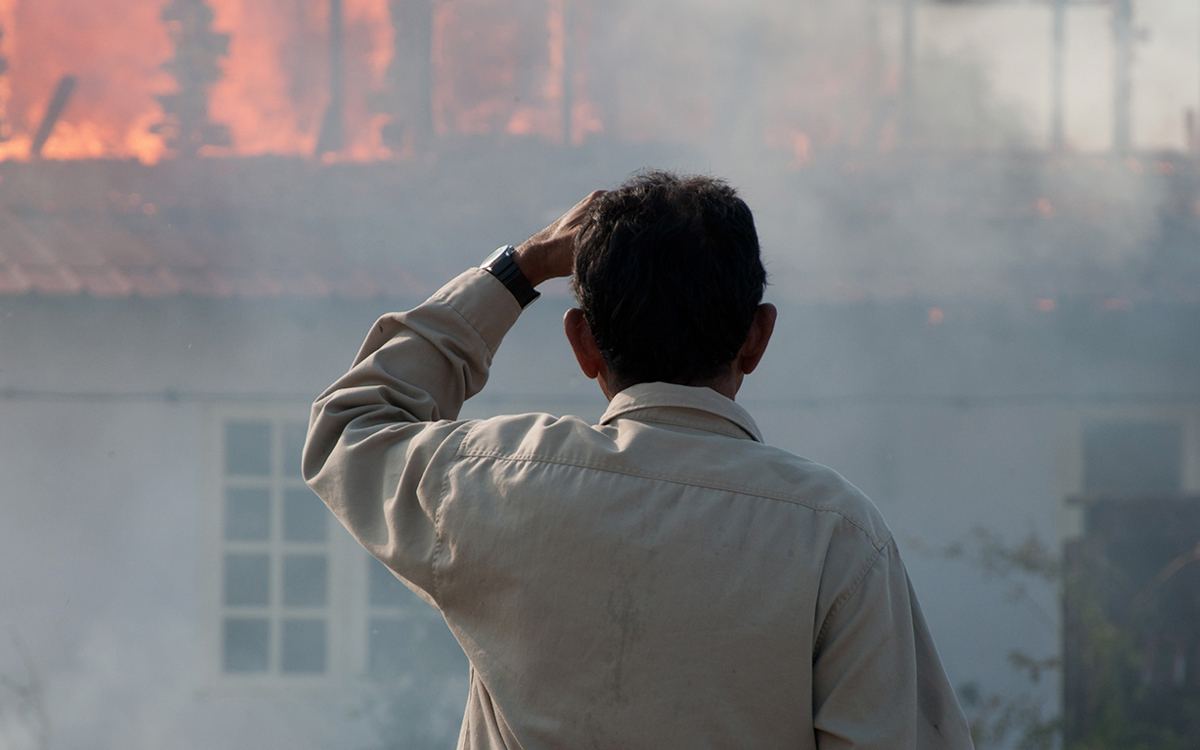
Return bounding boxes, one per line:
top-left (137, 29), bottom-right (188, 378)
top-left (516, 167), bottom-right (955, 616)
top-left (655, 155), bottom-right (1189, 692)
top-left (156, 0), bottom-right (231, 158)
top-left (381, 0), bottom-right (434, 151)
top-left (31, 76), bottom-right (77, 159)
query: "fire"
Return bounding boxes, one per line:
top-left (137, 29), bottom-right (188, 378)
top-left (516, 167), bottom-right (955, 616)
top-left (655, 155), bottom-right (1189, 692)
top-left (205, 0), bottom-right (325, 157)
top-left (433, 0), bottom-right (588, 143)
top-left (206, 0), bottom-right (393, 160)
top-left (0, 0), bottom-right (886, 163)
top-left (760, 2), bottom-right (886, 162)
top-left (0, 0), bottom-right (880, 163)
top-left (0, 0), bottom-right (173, 163)
top-left (0, 0), bottom-right (599, 163)
top-left (433, 1), bottom-right (513, 136)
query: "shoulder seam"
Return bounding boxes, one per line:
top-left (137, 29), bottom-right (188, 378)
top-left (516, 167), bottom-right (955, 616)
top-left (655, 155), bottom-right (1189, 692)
top-left (456, 447), bottom-right (889, 550)
top-left (431, 427), bottom-right (473, 602)
top-left (814, 539), bottom-right (891, 652)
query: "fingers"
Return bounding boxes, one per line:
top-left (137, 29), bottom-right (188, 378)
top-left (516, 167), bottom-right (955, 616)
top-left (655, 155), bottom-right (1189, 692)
top-left (538, 191), bottom-right (605, 245)
top-left (513, 190), bottom-right (608, 286)
top-left (561, 190), bottom-right (606, 227)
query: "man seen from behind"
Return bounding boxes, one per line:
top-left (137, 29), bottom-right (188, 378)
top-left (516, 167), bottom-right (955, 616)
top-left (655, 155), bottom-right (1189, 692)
top-left (303, 171), bottom-right (974, 749)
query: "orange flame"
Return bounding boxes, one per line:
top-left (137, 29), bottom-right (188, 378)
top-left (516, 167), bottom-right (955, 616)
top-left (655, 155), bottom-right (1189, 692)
top-left (0, 0), bottom-right (603, 162)
top-left (0, 0), bottom-right (172, 163)
top-left (433, 0), bottom-right (593, 143)
top-left (207, 0), bottom-right (392, 159)
top-left (433, 1), bottom-right (520, 136)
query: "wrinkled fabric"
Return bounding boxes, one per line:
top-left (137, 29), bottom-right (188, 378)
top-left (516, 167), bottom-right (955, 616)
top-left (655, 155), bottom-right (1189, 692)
top-left (305, 268), bottom-right (974, 750)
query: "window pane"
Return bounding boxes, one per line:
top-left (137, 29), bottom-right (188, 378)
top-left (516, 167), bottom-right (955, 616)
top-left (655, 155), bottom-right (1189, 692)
top-left (225, 487), bottom-right (270, 541)
top-left (225, 421), bottom-right (271, 476)
top-left (224, 553), bottom-right (270, 606)
top-left (369, 557), bottom-right (413, 608)
top-left (284, 488), bottom-right (328, 542)
top-left (281, 618), bottom-right (326, 674)
top-left (1084, 421), bottom-right (1183, 495)
top-left (283, 554), bottom-right (327, 607)
top-left (283, 422), bottom-right (307, 478)
top-left (223, 617), bottom-right (269, 673)
top-left (368, 617), bottom-right (411, 678)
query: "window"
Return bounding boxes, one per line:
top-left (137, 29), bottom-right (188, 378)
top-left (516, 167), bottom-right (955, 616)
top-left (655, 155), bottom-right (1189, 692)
top-left (203, 408), bottom-right (468, 692)
top-left (204, 410), bottom-right (351, 685)
top-left (1082, 420), bottom-right (1183, 495)
top-left (1058, 405), bottom-right (1200, 540)
top-left (220, 417), bottom-right (330, 676)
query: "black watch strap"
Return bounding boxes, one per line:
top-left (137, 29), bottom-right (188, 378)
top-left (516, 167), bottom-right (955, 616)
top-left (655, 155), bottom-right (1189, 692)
top-left (481, 246), bottom-right (540, 309)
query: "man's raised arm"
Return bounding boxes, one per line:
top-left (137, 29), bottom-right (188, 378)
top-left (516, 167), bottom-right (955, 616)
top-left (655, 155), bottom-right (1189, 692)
top-left (301, 267), bottom-right (519, 603)
top-left (300, 192), bottom-right (600, 604)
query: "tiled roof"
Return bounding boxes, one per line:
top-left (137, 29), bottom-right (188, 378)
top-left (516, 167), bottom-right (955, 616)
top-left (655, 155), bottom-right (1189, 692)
top-left (0, 159), bottom-right (447, 300)
top-left (0, 207), bottom-right (429, 299)
top-left (0, 152), bottom-right (1198, 304)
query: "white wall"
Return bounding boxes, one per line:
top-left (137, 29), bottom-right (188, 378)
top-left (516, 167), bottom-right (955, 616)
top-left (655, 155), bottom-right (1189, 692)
top-left (1, 290), bottom-right (1195, 747)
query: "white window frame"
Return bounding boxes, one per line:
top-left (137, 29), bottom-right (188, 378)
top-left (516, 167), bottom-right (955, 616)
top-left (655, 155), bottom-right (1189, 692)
top-left (199, 404), bottom-right (373, 693)
top-left (1056, 402), bottom-right (1200, 542)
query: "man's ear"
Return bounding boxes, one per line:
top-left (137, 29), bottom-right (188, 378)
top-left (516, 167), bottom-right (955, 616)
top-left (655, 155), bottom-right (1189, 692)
top-left (735, 303), bottom-right (777, 377)
top-left (564, 308), bottom-right (604, 380)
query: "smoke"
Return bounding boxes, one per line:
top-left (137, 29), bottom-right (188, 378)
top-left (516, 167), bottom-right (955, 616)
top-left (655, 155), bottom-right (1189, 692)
top-left (1, 1), bottom-right (1198, 748)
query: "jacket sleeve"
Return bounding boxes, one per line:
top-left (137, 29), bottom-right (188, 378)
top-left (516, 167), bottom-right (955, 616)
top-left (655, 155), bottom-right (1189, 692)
top-left (302, 268), bottom-right (523, 605)
top-left (812, 539), bottom-right (975, 750)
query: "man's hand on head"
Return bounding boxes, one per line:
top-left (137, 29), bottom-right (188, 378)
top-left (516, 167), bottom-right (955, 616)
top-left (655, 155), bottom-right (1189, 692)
top-left (513, 190), bottom-right (605, 287)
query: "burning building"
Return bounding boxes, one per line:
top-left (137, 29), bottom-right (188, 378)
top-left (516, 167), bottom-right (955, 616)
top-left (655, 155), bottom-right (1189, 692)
top-left (0, 0), bottom-right (1198, 747)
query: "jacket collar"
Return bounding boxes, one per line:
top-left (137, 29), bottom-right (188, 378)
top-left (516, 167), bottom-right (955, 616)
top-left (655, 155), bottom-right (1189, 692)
top-left (599, 382), bottom-right (764, 443)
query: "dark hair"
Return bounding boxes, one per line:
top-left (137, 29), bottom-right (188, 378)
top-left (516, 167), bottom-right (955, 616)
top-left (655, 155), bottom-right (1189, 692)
top-left (572, 171), bottom-right (767, 389)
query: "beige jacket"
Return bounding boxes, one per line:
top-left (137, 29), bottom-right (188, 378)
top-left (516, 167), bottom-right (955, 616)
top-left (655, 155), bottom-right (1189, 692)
top-left (304, 268), bottom-right (974, 750)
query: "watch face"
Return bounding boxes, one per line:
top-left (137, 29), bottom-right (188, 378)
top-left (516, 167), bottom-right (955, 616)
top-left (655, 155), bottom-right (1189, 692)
top-left (482, 246), bottom-right (510, 268)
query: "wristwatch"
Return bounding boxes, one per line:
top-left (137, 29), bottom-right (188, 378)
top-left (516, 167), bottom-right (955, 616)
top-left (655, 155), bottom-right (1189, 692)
top-left (481, 245), bottom-right (540, 309)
